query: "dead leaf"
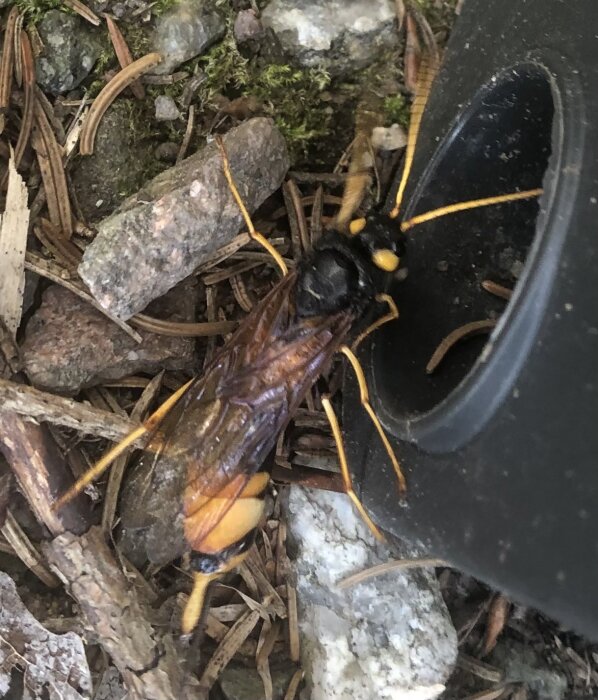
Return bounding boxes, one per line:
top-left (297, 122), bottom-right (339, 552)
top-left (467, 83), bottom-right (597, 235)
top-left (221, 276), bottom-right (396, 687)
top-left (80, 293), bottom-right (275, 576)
top-left (104, 14), bottom-right (145, 99)
top-left (198, 609), bottom-right (261, 694)
top-left (482, 594), bottom-right (510, 656)
top-left (79, 53), bottom-right (162, 155)
top-left (0, 572), bottom-right (91, 698)
top-left (0, 154), bottom-right (30, 336)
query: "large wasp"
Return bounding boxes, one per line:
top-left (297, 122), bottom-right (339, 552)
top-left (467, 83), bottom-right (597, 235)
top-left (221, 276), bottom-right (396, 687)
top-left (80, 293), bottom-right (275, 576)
top-left (55, 57), bottom-right (540, 633)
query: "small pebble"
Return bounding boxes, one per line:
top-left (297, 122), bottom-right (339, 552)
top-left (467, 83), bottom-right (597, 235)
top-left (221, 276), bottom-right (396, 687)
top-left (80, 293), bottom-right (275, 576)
top-left (233, 9), bottom-right (264, 43)
top-left (154, 95), bottom-right (181, 121)
top-left (436, 260), bottom-right (449, 272)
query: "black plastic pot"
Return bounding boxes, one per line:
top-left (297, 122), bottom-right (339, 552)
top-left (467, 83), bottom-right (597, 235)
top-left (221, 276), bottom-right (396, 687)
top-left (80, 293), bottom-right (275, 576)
top-left (344, 0), bottom-right (598, 639)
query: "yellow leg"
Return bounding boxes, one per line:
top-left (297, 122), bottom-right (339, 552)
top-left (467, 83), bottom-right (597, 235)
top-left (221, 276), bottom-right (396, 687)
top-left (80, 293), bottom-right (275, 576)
top-left (321, 395), bottom-right (384, 541)
top-left (53, 379), bottom-right (194, 511)
top-left (340, 346), bottom-right (407, 495)
top-left (215, 135), bottom-right (288, 276)
top-left (351, 293), bottom-right (399, 351)
top-left (400, 189), bottom-right (542, 231)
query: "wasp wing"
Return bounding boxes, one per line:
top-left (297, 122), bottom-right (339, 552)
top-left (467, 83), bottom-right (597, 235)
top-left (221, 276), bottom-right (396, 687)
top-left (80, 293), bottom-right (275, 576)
top-left (120, 272), bottom-right (353, 564)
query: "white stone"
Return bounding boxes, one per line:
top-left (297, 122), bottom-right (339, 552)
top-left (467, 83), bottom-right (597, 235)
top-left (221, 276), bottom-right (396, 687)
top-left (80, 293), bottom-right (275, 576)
top-left (261, 0), bottom-right (397, 74)
top-left (287, 487), bottom-right (457, 700)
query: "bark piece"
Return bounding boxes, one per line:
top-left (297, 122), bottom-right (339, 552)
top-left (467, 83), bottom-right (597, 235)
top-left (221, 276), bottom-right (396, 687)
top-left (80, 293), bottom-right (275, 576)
top-left (78, 118), bottom-right (289, 320)
top-left (44, 528), bottom-right (200, 700)
top-left (0, 572), bottom-right (91, 699)
top-left (22, 283), bottom-right (196, 394)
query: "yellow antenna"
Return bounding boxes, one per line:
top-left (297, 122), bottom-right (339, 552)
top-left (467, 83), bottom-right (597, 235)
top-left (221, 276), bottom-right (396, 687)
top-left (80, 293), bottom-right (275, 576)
top-left (390, 54), bottom-right (439, 220)
top-left (401, 188), bottom-right (543, 231)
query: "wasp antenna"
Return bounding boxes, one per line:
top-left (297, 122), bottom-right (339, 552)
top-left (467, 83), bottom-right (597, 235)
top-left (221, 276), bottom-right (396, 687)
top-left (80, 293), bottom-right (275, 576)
top-left (215, 135), bottom-right (288, 276)
top-left (321, 394), bottom-right (385, 541)
top-left (340, 345), bottom-right (407, 495)
top-left (53, 378), bottom-right (194, 511)
top-left (52, 424), bottom-right (150, 511)
top-left (401, 188), bottom-right (543, 231)
top-left (390, 53), bottom-right (439, 220)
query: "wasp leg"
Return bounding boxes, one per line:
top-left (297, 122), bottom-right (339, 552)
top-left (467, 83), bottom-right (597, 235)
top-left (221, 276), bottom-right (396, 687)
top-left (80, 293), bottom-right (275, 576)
top-left (53, 378), bottom-right (193, 510)
top-left (340, 345), bottom-right (407, 496)
top-left (215, 135), bottom-right (288, 277)
top-left (321, 394), bottom-right (384, 541)
top-left (351, 293), bottom-right (399, 351)
top-left (401, 188), bottom-right (542, 231)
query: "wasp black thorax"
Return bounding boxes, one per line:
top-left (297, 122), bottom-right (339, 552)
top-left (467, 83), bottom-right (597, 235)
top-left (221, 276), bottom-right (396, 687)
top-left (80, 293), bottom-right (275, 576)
top-left (295, 213), bottom-right (404, 318)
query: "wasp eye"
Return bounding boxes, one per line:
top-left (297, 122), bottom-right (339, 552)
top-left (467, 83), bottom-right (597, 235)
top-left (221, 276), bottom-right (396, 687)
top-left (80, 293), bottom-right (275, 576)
top-left (372, 248), bottom-right (400, 272)
top-left (349, 218), bottom-right (367, 235)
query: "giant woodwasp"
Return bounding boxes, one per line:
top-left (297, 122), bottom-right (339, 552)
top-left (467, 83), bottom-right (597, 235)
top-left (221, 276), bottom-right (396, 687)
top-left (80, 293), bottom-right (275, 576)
top-left (54, 54), bottom-right (541, 634)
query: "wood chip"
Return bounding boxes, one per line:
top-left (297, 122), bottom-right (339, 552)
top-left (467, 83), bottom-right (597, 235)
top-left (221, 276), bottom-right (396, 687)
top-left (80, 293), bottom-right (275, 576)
top-left (337, 557), bottom-right (447, 589)
top-left (104, 14), bottom-right (145, 99)
top-left (198, 609), bottom-right (261, 694)
top-left (0, 154), bottom-right (30, 336)
top-left (79, 53), bottom-right (162, 155)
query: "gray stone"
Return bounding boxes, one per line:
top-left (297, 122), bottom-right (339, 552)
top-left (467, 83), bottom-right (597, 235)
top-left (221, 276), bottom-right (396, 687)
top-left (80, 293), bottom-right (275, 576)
top-left (154, 94), bottom-right (181, 121)
top-left (287, 487), bottom-right (457, 700)
top-left (35, 11), bottom-right (100, 95)
top-left (79, 117), bottom-right (289, 320)
top-left (22, 282), bottom-right (196, 394)
top-left (219, 662), bottom-right (296, 700)
top-left (151, 0), bottom-right (226, 75)
top-left (261, 0), bottom-right (398, 76)
top-left (71, 100), bottom-right (159, 223)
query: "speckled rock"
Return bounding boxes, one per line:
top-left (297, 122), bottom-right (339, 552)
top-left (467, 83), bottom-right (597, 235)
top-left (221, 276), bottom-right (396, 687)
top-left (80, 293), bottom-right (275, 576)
top-left (35, 10), bottom-right (100, 95)
top-left (287, 487), bottom-right (457, 700)
top-left (151, 0), bottom-right (226, 75)
top-left (22, 283), bottom-right (196, 394)
top-left (261, 0), bottom-right (398, 76)
top-left (79, 118), bottom-right (289, 320)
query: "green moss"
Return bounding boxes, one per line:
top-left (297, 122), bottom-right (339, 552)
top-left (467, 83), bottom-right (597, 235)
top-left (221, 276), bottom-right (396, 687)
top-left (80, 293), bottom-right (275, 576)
top-left (249, 64), bottom-right (331, 161)
top-left (151, 0), bottom-right (178, 16)
top-left (121, 24), bottom-right (152, 59)
top-left (197, 32), bottom-right (250, 104)
top-left (16, 0), bottom-right (63, 23)
top-left (383, 94), bottom-right (410, 129)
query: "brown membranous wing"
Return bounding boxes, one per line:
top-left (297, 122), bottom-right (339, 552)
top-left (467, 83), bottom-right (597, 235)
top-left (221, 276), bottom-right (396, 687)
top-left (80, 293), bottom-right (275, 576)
top-left (119, 272), bottom-right (353, 565)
